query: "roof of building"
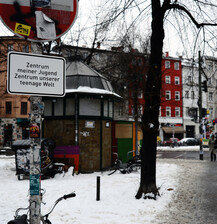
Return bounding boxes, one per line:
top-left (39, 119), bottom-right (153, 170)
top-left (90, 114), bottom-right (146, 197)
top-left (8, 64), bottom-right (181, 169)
top-left (66, 59), bottom-right (120, 98)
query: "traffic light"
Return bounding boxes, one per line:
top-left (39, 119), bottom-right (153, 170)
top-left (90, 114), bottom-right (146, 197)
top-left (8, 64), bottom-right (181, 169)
top-left (199, 124), bottom-right (203, 134)
top-left (201, 80), bottom-right (207, 92)
top-left (213, 120), bottom-right (216, 126)
top-left (202, 108), bottom-right (207, 117)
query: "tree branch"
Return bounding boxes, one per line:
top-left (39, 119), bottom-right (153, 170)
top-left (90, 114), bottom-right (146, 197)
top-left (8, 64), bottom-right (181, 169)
top-left (166, 3), bottom-right (217, 28)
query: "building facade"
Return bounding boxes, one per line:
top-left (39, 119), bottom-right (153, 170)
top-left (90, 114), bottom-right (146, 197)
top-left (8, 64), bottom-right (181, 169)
top-left (0, 36), bottom-right (31, 146)
top-left (159, 53), bottom-right (184, 141)
top-left (182, 55), bottom-right (217, 139)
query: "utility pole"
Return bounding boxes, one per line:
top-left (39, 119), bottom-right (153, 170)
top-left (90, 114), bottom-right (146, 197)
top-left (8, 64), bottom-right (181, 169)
top-left (29, 96), bottom-right (44, 224)
top-left (198, 51), bottom-right (203, 160)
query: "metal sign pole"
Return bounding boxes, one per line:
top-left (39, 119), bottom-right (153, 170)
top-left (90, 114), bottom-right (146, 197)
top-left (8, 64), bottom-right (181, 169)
top-left (29, 96), bottom-right (44, 224)
top-left (198, 51), bottom-right (204, 160)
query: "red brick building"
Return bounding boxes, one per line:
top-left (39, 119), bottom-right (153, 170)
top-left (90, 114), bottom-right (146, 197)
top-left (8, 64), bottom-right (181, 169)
top-left (127, 52), bottom-right (184, 141)
top-left (160, 53), bottom-right (184, 141)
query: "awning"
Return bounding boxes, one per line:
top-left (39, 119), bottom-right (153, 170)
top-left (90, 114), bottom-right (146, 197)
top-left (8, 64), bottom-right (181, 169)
top-left (162, 127), bottom-right (186, 134)
top-left (16, 118), bottom-right (29, 124)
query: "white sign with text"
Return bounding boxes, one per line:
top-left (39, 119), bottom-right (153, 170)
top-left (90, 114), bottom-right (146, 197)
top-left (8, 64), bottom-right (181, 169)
top-left (7, 52), bottom-right (66, 97)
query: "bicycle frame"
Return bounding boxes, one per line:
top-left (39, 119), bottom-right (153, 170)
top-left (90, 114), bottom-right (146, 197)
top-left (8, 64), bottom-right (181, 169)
top-left (8, 193), bottom-right (76, 224)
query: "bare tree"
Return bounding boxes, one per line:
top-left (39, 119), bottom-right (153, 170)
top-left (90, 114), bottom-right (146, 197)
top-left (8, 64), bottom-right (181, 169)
top-left (135, 0), bottom-right (217, 199)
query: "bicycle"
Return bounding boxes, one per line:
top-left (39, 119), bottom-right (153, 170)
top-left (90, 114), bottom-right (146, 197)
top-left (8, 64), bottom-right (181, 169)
top-left (125, 151), bottom-right (141, 173)
top-left (7, 192), bottom-right (76, 224)
top-left (108, 151), bottom-right (141, 175)
top-left (108, 152), bottom-right (123, 175)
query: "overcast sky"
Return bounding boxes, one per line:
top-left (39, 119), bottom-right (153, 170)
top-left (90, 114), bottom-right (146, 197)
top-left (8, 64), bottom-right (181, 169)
top-left (1, 0), bottom-right (217, 59)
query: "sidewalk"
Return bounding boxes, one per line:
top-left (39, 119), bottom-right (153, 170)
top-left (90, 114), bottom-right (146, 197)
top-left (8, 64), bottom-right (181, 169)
top-left (156, 159), bottom-right (217, 224)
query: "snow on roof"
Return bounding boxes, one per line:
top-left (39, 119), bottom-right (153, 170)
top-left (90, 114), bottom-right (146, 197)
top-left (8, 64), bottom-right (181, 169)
top-left (66, 86), bottom-right (121, 98)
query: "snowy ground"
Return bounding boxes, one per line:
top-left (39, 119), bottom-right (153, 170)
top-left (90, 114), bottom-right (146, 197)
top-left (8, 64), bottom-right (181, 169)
top-left (155, 159), bottom-right (217, 224)
top-left (0, 155), bottom-right (178, 224)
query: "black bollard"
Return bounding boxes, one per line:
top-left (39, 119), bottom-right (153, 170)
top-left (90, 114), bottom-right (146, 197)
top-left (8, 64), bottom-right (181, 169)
top-left (96, 176), bottom-right (100, 201)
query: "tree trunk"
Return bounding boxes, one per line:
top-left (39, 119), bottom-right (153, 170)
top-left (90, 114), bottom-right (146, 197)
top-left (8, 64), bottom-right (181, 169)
top-left (136, 1), bottom-right (165, 199)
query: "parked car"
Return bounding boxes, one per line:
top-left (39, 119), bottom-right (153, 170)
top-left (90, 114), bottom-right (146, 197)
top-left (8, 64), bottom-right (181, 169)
top-left (163, 138), bottom-right (179, 146)
top-left (177, 138), bottom-right (200, 146)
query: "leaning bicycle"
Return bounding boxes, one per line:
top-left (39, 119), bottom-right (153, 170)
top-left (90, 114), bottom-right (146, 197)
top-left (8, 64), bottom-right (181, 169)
top-left (108, 151), bottom-right (141, 175)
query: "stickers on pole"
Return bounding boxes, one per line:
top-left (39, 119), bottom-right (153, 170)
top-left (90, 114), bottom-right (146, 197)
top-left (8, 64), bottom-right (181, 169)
top-left (30, 174), bottom-right (40, 195)
top-left (15, 23), bottom-right (31, 36)
top-left (29, 123), bottom-right (40, 138)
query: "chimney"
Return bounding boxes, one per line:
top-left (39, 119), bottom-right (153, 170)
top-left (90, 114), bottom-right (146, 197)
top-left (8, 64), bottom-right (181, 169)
top-left (97, 42), bottom-right (101, 49)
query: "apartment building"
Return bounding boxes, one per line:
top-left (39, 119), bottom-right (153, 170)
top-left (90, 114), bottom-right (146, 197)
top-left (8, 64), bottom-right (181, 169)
top-left (0, 36), bottom-right (31, 146)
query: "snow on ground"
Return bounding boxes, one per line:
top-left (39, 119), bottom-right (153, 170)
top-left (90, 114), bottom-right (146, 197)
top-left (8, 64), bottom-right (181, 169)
top-left (0, 155), bottom-right (178, 224)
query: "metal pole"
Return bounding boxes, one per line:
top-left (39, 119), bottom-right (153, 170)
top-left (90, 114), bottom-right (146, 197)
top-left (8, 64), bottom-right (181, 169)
top-left (29, 96), bottom-right (43, 224)
top-left (198, 51), bottom-right (204, 160)
top-left (75, 94), bottom-right (78, 145)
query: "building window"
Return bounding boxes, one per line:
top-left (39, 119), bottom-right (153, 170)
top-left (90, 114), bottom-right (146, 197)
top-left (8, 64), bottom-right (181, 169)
top-left (209, 92), bottom-right (213, 101)
top-left (131, 105), bottom-right (135, 116)
top-left (104, 100), bottom-right (109, 117)
top-left (175, 91), bottom-right (180, 100)
top-left (54, 98), bottom-right (64, 116)
top-left (109, 101), bottom-right (113, 118)
top-left (44, 99), bottom-right (52, 116)
top-left (166, 107), bottom-right (171, 117)
top-left (118, 105), bottom-right (124, 116)
top-left (186, 107), bottom-right (189, 116)
top-left (165, 61), bottom-right (170, 69)
top-left (138, 105), bottom-right (143, 116)
top-left (187, 76), bottom-right (192, 83)
top-left (174, 62), bottom-right (180, 70)
top-left (165, 76), bottom-right (171, 84)
top-left (175, 107), bottom-right (180, 117)
top-left (82, 52), bottom-right (88, 59)
top-left (137, 89), bottom-right (143, 99)
top-left (209, 108), bottom-right (213, 118)
top-left (21, 102), bottom-right (27, 115)
top-left (80, 98), bottom-right (100, 116)
top-left (8, 44), bottom-right (13, 51)
top-left (66, 98), bottom-right (75, 116)
top-left (185, 91), bottom-right (189, 98)
top-left (94, 53), bottom-right (100, 61)
top-left (165, 91), bottom-right (171, 100)
top-left (191, 91), bottom-right (194, 99)
top-left (22, 45), bottom-right (29, 53)
top-left (6, 102), bottom-right (12, 114)
top-left (131, 90), bottom-right (136, 98)
top-left (175, 77), bottom-right (180, 85)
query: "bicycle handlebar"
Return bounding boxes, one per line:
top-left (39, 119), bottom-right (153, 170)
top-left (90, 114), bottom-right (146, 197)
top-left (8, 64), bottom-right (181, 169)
top-left (63, 192), bottom-right (76, 199)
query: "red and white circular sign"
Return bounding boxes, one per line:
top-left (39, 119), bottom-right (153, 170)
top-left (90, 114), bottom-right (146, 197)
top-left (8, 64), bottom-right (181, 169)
top-left (0, 0), bottom-right (78, 41)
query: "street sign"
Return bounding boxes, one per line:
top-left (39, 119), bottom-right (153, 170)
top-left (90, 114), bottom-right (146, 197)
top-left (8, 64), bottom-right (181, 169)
top-left (0, 0), bottom-right (78, 41)
top-left (7, 51), bottom-right (66, 97)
